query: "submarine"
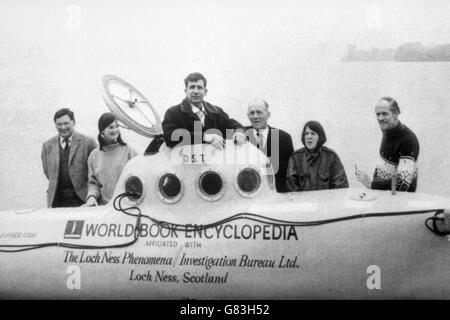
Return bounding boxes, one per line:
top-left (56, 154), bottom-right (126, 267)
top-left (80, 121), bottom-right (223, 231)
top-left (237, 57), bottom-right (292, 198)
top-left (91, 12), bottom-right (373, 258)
top-left (0, 75), bottom-right (448, 299)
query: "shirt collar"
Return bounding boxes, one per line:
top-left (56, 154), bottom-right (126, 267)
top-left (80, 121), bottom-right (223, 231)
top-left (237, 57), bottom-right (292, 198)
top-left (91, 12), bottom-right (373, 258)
top-left (254, 126), bottom-right (269, 138)
top-left (191, 103), bottom-right (205, 114)
top-left (59, 134), bottom-right (73, 144)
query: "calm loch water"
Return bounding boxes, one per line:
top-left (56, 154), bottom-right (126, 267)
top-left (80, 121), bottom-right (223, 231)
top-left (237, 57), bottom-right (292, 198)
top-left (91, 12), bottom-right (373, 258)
top-left (0, 61), bottom-right (449, 210)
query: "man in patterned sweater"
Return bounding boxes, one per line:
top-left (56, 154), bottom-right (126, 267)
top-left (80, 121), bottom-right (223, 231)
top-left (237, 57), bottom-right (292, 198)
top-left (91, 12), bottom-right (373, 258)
top-left (355, 97), bottom-right (419, 192)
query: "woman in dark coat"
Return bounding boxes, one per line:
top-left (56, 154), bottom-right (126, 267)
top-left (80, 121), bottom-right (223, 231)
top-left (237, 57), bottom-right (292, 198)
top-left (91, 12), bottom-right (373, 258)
top-left (286, 121), bottom-right (348, 192)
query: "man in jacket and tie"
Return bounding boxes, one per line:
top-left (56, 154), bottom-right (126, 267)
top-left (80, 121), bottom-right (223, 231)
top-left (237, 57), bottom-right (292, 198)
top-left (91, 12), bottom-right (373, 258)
top-left (245, 98), bottom-right (294, 193)
top-left (162, 72), bottom-right (246, 149)
top-left (41, 108), bottom-right (97, 207)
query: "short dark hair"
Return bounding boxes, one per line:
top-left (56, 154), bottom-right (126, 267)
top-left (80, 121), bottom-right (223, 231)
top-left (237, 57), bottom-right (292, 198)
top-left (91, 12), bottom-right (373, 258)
top-left (380, 97), bottom-right (400, 114)
top-left (184, 72), bottom-right (207, 88)
top-left (54, 108), bottom-right (75, 122)
top-left (96, 112), bottom-right (126, 151)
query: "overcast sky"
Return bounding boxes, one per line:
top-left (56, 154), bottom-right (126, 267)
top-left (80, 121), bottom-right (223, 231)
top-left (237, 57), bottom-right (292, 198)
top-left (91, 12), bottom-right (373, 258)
top-left (1, 0), bottom-right (449, 67)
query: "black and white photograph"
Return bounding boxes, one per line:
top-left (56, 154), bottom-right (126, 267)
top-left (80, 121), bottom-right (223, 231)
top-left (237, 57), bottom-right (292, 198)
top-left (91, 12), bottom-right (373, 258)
top-left (0, 0), bottom-right (449, 305)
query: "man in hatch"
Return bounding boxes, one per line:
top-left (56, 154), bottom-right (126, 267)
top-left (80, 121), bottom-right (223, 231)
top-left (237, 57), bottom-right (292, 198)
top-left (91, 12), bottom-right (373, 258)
top-left (162, 72), bottom-right (246, 149)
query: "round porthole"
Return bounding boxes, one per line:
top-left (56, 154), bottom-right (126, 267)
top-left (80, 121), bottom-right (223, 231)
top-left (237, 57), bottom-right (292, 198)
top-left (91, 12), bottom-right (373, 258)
top-left (196, 170), bottom-right (226, 201)
top-left (157, 172), bottom-right (184, 204)
top-left (124, 175), bottom-right (145, 205)
top-left (234, 167), bottom-right (262, 198)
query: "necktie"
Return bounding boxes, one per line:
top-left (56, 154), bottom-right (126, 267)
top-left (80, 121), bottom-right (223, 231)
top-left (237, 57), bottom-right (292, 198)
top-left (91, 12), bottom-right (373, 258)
top-left (63, 138), bottom-right (70, 150)
top-left (196, 109), bottom-right (205, 126)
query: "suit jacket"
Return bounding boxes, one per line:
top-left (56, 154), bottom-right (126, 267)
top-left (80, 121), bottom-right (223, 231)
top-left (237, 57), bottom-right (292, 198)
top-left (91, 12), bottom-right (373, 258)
top-left (41, 131), bottom-right (97, 207)
top-left (245, 126), bottom-right (294, 193)
top-left (162, 98), bottom-right (244, 148)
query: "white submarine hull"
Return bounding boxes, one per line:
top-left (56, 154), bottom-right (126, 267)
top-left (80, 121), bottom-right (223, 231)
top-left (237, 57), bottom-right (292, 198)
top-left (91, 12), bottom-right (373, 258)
top-left (1, 143), bottom-right (449, 299)
top-left (0, 188), bottom-right (449, 299)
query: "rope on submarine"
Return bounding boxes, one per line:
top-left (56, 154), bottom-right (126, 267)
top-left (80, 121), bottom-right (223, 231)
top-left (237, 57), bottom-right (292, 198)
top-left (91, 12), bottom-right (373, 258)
top-left (0, 192), bottom-right (447, 253)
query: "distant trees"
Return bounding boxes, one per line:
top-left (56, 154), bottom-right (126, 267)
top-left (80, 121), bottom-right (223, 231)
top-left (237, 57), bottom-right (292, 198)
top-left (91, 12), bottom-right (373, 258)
top-left (343, 42), bottom-right (450, 61)
top-left (394, 42), bottom-right (426, 61)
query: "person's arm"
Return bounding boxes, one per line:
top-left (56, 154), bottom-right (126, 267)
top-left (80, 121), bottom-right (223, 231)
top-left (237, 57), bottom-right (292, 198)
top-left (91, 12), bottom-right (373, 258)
top-left (277, 133), bottom-right (294, 192)
top-left (286, 155), bottom-right (300, 192)
top-left (282, 134), bottom-right (294, 166)
top-left (355, 164), bottom-right (372, 189)
top-left (85, 154), bottom-right (100, 206)
top-left (216, 107), bottom-right (246, 145)
top-left (163, 108), bottom-right (184, 148)
top-left (218, 108), bottom-right (244, 135)
top-left (88, 137), bottom-right (97, 154)
top-left (162, 108), bottom-right (203, 148)
top-left (395, 157), bottom-right (417, 191)
top-left (370, 168), bottom-right (390, 190)
top-left (330, 154), bottom-right (349, 189)
top-left (41, 143), bottom-right (49, 180)
top-left (395, 138), bottom-right (419, 191)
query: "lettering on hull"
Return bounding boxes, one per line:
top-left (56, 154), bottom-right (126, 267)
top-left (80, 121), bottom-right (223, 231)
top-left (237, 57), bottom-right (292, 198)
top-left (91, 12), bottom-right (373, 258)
top-left (62, 250), bottom-right (300, 287)
top-left (75, 222), bottom-right (298, 241)
top-left (60, 220), bottom-right (301, 289)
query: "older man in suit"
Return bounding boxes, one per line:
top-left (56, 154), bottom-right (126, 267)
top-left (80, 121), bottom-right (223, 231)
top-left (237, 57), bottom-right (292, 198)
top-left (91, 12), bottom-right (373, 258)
top-left (41, 108), bottom-right (96, 208)
top-left (163, 72), bottom-right (246, 149)
top-left (245, 98), bottom-right (294, 193)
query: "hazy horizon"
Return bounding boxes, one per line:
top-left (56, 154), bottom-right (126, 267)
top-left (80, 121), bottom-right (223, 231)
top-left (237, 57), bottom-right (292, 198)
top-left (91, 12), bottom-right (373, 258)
top-left (1, 0), bottom-right (450, 67)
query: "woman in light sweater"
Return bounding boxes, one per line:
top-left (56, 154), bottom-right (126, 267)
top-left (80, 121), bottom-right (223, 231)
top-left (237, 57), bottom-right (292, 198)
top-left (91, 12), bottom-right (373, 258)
top-left (85, 112), bottom-right (138, 206)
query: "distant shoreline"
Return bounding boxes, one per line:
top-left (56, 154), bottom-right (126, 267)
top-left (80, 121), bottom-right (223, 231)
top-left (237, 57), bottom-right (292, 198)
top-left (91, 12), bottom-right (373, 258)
top-left (342, 42), bottom-right (450, 62)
